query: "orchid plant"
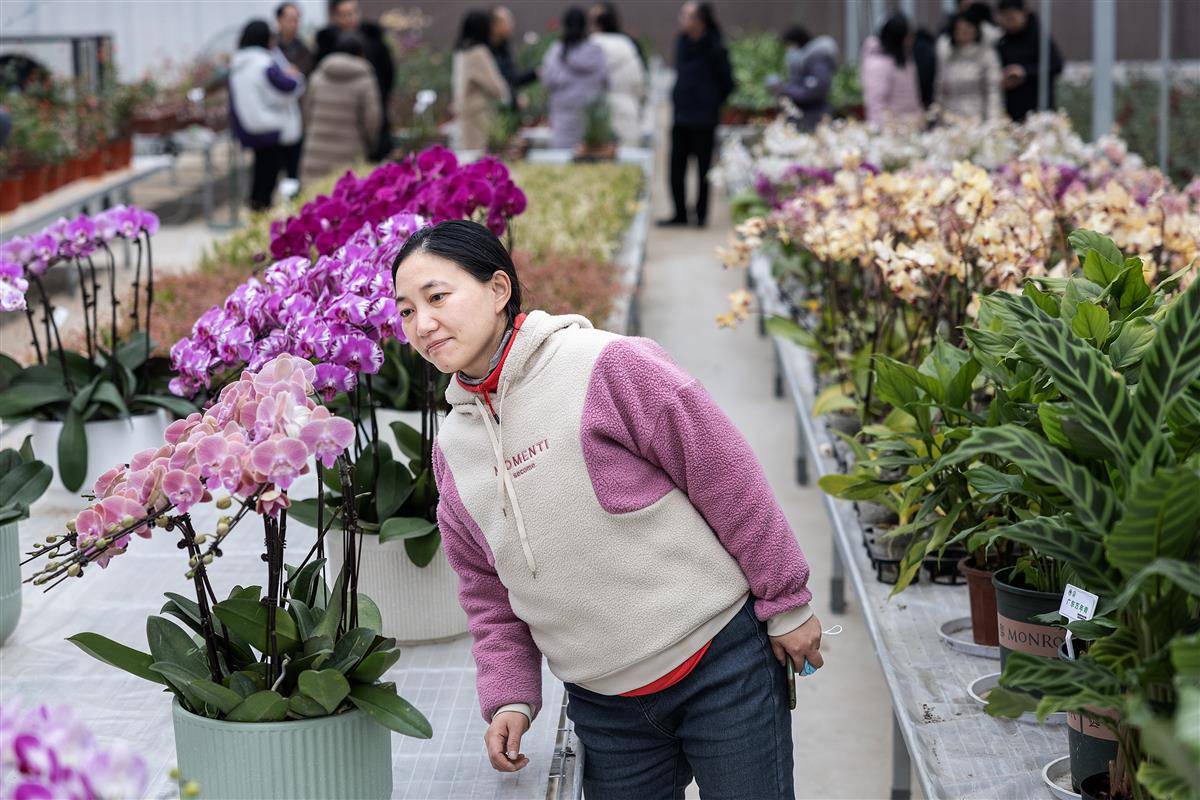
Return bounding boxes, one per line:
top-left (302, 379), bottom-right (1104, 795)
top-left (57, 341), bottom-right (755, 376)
top-left (22, 354), bottom-right (432, 737)
top-left (0, 206), bottom-right (198, 491)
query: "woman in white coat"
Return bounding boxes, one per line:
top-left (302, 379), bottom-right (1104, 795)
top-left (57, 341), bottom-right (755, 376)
top-left (589, 3), bottom-right (645, 148)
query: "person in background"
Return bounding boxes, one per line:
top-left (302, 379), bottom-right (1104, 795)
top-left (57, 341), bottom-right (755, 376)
top-left (912, 26), bottom-right (937, 108)
top-left (275, 2), bottom-right (313, 75)
top-left (943, 0), bottom-right (1002, 44)
top-left (591, 2), bottom-right (648, 68)
top-left (589, 2), bottom-right (645, 147)
top-left (274, 2), bottom-right (312, 189)
top-left (860, 13), bottom-right (923, 125)
top-left (935, 11), bottom-right (1002, 121)
top-left (661, 1), bottom-right (733, 228)
top-left (315, 0), bottom-right (394, 160)
top-left (299, 32), bottom-right (381, 186)
top-left (452, 10), bottom-right (510, 151)
top-left (995, 0), bottom-right (1063, 121)
top-left (490, 6), bottom-right (537, 107)
top-left (540, 7), bottom-right (607, 151)
top-left (229, 19), bottom-right (305, 211)
top-left (767, 25), bottom-right (838, 131)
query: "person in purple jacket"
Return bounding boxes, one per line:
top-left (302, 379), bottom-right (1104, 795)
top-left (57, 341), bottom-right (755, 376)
top-left (539, 7), bottom-right (608, 150)
top-left (391, 219), bottom-right (824, 799)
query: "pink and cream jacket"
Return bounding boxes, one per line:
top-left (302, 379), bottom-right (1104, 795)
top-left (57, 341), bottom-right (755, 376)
top-left (431, 311), bottom-right (814, 724)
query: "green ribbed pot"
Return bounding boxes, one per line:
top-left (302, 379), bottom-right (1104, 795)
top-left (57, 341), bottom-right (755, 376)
top-left (0, 523), bottom-right (20, 646)
top-left (171, 700), bottom-right (392, 799)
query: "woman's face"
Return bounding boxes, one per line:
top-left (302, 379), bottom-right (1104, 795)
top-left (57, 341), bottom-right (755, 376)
top-left (953, 18), bottom-right (978, 46)
top-left (679, 3), bottom-right (702, 38)
top-left (394, 252), bottom-right (511, 375)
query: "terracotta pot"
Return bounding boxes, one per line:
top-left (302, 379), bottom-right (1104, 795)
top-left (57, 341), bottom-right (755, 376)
top-left (81, 150), bottom-right (104, 177)
top-left (47, 162), bottom-right (66, 191)
top-left (65, 156), bottom-right (83, 184)
top-left (115, 137), bottom-right (133, 166)
top-left (958, 557), bottom-right (999, 646)
top-left (19, 166), bottom-right (46, 203)
top-left (0, 176), bottom-right (19, 213)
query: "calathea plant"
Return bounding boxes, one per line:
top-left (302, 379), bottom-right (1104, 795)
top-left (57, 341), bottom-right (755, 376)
top-left (924, 232), bottom-right (1200, 799)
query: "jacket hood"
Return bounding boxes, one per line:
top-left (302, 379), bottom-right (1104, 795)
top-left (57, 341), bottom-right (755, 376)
top-left (445, 310), bottom-right (594, 408)
top-left (231, 47), bottom-right (270, 71)
top-left (797, 34), bottom-right (839, 66)
top-left (317, 53), bottom-right (372, 81)
top-left (558, 40), bottom-right (605, 72)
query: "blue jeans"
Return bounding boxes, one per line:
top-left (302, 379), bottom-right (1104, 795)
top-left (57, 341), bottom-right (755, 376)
top-left (564, 596), bottom-right (794, 800)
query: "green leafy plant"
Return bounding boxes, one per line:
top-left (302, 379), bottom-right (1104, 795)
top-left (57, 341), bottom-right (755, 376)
top-left (728, 33), bottom-right (785, 112)
top-left (924, 232), bottom-right (1200, 799)
top-left (0, 437), bottom-right (52, 525)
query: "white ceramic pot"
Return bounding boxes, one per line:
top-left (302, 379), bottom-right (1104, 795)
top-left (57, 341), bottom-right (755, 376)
top-left (31, 409), bottom-right (169, 493)
top-left (0, 522), bottom-right (20, 646)
top-left (326, 533), bottom-right (468, 645)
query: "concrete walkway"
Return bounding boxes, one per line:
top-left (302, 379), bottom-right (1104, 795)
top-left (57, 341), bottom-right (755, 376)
top-left (638, 142), bottom-right (896, 799)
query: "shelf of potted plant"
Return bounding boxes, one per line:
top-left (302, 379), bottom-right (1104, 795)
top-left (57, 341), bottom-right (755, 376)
top-left (0, 206), bottom-right (198, 493)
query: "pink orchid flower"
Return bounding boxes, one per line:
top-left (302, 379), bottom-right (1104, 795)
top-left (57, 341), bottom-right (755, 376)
top-left (300, 414), bottom-right (355, 468)
top-left (249, 437), bottom-right (309, 489)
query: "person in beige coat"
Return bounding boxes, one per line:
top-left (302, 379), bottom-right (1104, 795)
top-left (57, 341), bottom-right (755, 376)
top-left (452, 10), bottom-right (511, 151)
top-left (934, 12), bottom-right (1003, 122)
top-left (299, 32), bottom-right (382, 186)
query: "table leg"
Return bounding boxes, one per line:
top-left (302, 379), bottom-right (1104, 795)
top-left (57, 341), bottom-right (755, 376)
top-left (773, 342), bottom-right (784, 399)
top-left (794, 408), bottom-right (809, 486)
top-left (830, 533), bottom-right (846, 615)
top-left (890, 711), bottom-right (912, 800)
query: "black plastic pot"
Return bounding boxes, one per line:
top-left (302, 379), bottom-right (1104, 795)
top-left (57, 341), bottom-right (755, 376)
top-left (1079, 771), bottom-right (1111, 800)
top-left (826, 411), bottom-right (862, 437)
top-left (992, 568), bottom-right (1065, 671)
top-left (855, 501), bottom-right (898, 526)
top-left (923, 543), bottom-right (969, 585)
top-left (1061, 642), bottom-right (1119, 791)
top-left (868, 530), bottom-right (915, 585)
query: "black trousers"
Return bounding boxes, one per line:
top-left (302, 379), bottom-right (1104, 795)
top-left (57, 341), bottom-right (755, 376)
top-left (249, 144), bottom-right (287, 211)
top-left (669, 124), bottom-right (717, 224)
top-left (282, 140), bottom-right (302, 181)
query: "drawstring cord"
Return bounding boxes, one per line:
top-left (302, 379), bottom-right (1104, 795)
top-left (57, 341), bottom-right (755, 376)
top-left (475, 380), bottom-right (538, 578)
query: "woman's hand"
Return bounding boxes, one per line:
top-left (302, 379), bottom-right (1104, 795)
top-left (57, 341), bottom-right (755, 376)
top-left (768, 614), bottom-right (825, 672)
top-left (485, 711), bottom-right (531, 772)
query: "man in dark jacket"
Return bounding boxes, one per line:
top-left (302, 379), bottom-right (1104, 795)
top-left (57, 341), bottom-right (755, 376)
top-left (662, 1), bottom-right (734, 228)
top-left (315, 0), bottom-right (394, 160)
top-left (769, 27), bottom-right (838, 131)
top-left (490, 6), bottom-right (537, 108)
top-left (995, 0), bottom-right (1063, 121)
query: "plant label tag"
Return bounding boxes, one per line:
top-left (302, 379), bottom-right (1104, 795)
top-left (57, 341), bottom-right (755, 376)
top-left (1059, 584), bottom-right (1099, 621)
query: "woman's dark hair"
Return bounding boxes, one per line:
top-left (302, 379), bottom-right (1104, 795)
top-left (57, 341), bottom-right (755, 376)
top-left (561, 7), bottom-right (589, 53)
top-left (393, 220), bottom-right (523, 321)
top-left (238, 19), bottom-right (272, 50)
top-left (782, 26), bottom-right (812, 48)
top-left (331, 30), bottom-right (365, 56)
top-left (879, 13), bottom-right (910, 67)
top-left (457, 10), bottom-right (493, 50)
top-left (593, 2), bottom-right (621, 34)
top-left (695, 2), bottom-right (721, 39)
top-left (962, 1), bottom-right (994, 26)
top-left (949, 12), bottom-right (982, 46)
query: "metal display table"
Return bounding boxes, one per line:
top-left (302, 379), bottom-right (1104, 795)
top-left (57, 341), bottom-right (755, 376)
top-left (748, 253), bottom-right (1070, 800)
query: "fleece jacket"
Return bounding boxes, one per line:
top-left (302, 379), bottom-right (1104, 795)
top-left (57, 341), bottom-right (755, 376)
top-left (431, 311), bottom-right (814, 724)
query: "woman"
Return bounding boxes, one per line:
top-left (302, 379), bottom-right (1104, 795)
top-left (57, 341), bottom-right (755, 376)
top-left (770, 26), bottom-right (839, 132)
top-left (662, 1), bottom-right (733, 228)
top-left (392, 219), bottom-right (824, 799)
top-left (299, 32), bottom-right (382, 186)
top-left (589, 3), bottom-right (646, 148)
top-left (860, 13), bottom-right (923, 125)
top-left (935, 12), bottom-right (1003, 122)
top-left (452, 10), bottom-right (510, 151)
top-left (229, 19), bottom-right (305, 211)
top-left (540, 7), bottom-right (607, 150)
